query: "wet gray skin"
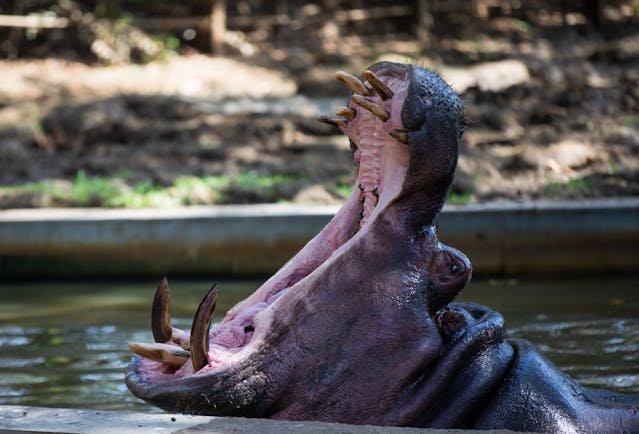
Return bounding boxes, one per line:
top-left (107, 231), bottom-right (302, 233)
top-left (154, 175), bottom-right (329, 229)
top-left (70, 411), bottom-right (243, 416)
top-left (126, 62), bottom-right (639, 431)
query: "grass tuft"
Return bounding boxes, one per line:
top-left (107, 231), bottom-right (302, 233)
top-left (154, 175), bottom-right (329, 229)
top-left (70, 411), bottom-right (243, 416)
top-left (0, 171), bottom-right (302, 208)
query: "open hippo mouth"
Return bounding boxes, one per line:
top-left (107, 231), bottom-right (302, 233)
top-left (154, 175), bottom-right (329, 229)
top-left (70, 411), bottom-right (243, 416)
top-left (126, 62), bottom-right (475, 424)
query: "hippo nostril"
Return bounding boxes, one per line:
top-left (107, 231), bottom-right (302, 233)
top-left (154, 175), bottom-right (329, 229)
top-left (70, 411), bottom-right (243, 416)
top-left (244, 325), bottom-right (254, 334)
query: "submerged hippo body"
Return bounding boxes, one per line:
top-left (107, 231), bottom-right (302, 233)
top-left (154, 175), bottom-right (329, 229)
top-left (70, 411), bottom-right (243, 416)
top-left (126, 62), bottom-right (639, 432)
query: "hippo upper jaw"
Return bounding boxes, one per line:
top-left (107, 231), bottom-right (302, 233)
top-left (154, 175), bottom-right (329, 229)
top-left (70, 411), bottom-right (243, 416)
top-left (126, 62), bottom-right (470, 420)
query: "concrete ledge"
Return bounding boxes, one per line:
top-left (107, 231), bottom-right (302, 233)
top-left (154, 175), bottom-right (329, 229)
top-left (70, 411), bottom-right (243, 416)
top-left (0, 199), bottom-right (637, 278)
top-left (0, 405), bottom-right (520, 433)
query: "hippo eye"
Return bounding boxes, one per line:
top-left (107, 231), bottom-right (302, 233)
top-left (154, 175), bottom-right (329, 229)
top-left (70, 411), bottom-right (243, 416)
top-left (450, 263), bottom-right (458, 275)
top-left (244, 325), bottom-right (254, 333)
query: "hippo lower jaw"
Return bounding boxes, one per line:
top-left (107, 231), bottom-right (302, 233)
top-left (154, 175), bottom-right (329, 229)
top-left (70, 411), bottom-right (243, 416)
top-left (126, 61), bottom-right (472, 419)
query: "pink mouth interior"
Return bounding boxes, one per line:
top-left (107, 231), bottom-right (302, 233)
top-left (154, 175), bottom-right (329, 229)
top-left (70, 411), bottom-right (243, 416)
top-left (136, 72), bottom-right (411, 383)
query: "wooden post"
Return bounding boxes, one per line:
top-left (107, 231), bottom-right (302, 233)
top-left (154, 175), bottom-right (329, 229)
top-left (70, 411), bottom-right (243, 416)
top-left (6, 0), bottom-right (23, 59)
top-left (583, 0), bottom-right (602, 28)
top-left (210, 0), bottom-right (226, 54)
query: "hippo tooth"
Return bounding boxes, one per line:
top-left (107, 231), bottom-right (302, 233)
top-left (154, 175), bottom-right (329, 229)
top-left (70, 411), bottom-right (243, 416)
top-left (350, 95), bottom-right (390, 122)
top-left (335, 71), bottom-right (370, 96)
top-left (151, 277), bottom-right (173, 343)
top-left (317, 115), bottom-right (349, 128)
top-left (388, 130), bottom-right (408, 144)
top-left (363, 70), bottom-right (394, 100)
top-left (335, 107), bottom-right (356, 120)
top-left (190, 283), bottom-right (219, 372)
top-left (128, 342), bottom-right (190, 368)
top-left (171, 328), bottom-right (190, 350)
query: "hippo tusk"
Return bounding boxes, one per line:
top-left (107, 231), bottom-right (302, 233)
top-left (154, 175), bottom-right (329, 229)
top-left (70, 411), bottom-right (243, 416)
top-left (190, 283), bottom-right (219, 372)
top-left (317, 115), bottom-right (350, 128)
top-left (335, 107), bottom-right (357, 119)
top-left (335, 71), bottom-right (370, 96)
top-left (389, 130), bottom-right (409, 144)
top-left (350, 95), bottom-right (390, 122)
top-left (128, 342), bottom-right (190, 368)
top-left (363, 70), bottom-right (394, 100)
top-left (152, 277), bottom-right (173, 343)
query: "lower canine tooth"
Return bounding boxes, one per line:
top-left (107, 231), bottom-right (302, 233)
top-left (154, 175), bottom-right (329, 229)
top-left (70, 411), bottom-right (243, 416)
top-left (151, 277), bottom-right (173, 343)
top-left (128, 342), bottom-right (190, 368)
top-left (190, 283), bottom-right (219, 372)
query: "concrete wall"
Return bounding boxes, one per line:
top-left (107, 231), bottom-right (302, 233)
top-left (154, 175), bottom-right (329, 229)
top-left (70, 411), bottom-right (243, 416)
top-left (0, 404), bottom-right (521, 433)
top-left (1, 199), bottom-right (637, 278)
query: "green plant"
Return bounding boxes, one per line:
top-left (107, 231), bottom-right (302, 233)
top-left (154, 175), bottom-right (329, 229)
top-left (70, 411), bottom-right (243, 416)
top-left (609, 160), bottom-right (622, 174)
top-left (0, 171), bottom-right (306, 208)
top-left (448, 192), bottom-right (473, 204)
top-left (512, 18), bottom-right (535, 34)
top-left (545, 177), bottom-right (593, 198)
top-left (333, 183), bottom-right (354, 199)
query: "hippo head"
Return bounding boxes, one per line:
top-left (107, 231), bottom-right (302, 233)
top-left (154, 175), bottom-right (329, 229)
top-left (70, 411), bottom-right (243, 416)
top-left (126, 62), bottom-right (477, 425)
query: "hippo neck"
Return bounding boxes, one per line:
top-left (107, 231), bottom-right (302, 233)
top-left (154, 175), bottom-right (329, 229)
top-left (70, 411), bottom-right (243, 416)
top-left (386, 303), bottom-right (514, 427)
top-left (474, 338), bottom-right (639, 432)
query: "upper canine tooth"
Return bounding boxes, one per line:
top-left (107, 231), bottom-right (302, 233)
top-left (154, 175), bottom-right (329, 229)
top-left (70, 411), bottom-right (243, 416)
top-left (317, 115), bottom-right (349, 128)
top-left (363, 70), bottom-right (394, 100)
top-left (335, 107), bottom-right (356, 119)
top-left (190, 283), bottom-right (219, 372)
top-left (335, 71), bottom-right (370, 96)
top-left (351, 95), bottom-right (390, 122)
top-left (389, 130), bottom-right (409, 144)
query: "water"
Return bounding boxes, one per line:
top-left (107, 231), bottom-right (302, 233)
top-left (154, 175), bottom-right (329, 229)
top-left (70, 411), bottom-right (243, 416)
top-left (0, 277), bottom-right (637, 412)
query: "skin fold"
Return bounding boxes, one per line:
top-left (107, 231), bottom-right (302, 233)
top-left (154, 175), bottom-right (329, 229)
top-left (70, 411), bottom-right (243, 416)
top-left (126, 62), bottom-right (638, 432)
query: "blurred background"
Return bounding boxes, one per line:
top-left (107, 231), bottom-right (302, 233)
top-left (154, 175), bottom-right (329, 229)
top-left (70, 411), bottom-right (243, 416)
top-left (1, 1), bottom-right (638, 415)
top-left (0, 0), bottom-right (637, 208)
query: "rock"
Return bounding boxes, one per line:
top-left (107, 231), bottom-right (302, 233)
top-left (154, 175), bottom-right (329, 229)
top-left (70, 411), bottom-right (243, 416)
top-left (548, 140), bottom-right (599, 170)
top-left (443, 60), bottom-right (530, 93)
top-left (516, 140), bottom-right (600, 174)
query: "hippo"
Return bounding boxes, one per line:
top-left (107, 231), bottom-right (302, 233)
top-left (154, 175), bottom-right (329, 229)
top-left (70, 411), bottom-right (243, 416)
top-left (126, 62), bottom-right (639, 432)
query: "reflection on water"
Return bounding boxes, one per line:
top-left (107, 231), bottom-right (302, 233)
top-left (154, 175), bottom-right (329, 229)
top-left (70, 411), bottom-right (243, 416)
top-left (458, 279), bottom-right (639, 392)
top-left (0, 277), bottom-right (637, 412)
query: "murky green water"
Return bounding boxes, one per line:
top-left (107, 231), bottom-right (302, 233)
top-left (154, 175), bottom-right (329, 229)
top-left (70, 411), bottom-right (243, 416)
top-left (0, 277), bottom-right (637, 412)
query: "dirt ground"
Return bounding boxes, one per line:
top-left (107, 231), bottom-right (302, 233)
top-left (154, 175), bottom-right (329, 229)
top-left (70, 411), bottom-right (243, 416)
top-left (0, 18), bottom-right (638, 208)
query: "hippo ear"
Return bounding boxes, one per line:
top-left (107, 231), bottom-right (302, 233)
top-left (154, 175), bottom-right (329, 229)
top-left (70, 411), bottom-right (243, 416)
top-left (427, 246), bottom-right (472, 314)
